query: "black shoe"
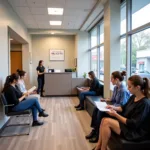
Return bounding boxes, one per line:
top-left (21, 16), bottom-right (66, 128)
top-left (76, 107), bottom-right (84, 111)
top-left (39, 111), bottom-right (49, 117)
top-left (89, 135), bottom-right (99, 143)
top-left (85, 129), bottom-right (96, 139)
top-left (74, 104), bottom-right (80, 108)
top-left (32, 120), bottom-right (44, 126)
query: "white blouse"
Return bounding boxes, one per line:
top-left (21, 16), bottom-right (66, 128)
top-left (17, 79), bottom-right (27, 93)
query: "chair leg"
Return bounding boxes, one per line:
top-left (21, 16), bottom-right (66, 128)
top-left (0, 114), bottom-right (32, 138)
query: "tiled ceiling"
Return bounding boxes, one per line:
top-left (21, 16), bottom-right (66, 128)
top-left (8, 0), bottom-right (98, 30)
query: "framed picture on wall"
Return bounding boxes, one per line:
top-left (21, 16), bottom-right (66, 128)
top-left (49, 49), bottom-right (65, 61)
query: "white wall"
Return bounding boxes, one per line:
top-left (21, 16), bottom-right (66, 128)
top-left (76, 32), bottom-right (89, 77)
top-left (11, 44), bottom-right (22, 51)
top-left (0, 0), bottom-right (31, 91)
top-left (104, 0), bottom-right (120, 98)
top-left (31, 35), bottom-right (75, 86)
top-left (0, 0), bottom-right (31, 128)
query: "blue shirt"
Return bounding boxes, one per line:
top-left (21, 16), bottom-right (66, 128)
top-left (111, 83), bottom-right (130, 106)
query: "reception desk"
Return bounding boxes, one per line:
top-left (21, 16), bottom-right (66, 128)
top-left (44, 73), bottom-right (88, 96)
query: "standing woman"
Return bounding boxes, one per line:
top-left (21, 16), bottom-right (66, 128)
top-left (37, 60), bottom-right (45, 97)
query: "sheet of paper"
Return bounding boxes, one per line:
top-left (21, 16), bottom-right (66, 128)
top-left (95, 101), bottom-right (110, 112)
top-left (28, 86), bottom-right (36, 93)
top-left (77, 87), bottom-right (88, 91)
top-left (77, 87), bottom-right (83, 91)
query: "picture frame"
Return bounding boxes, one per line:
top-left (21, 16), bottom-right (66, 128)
top-left (50, 49), bottom-right (65, 61)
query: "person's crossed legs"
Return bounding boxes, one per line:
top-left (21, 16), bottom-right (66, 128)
top-left (94, 118), bottom-right (121, 150)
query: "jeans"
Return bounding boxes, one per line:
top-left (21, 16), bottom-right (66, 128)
top-left (37, 78), bottom-right (44, 95)
top-left (79, 91), bottom-right (96, 108)
top-left (12, 97), bottom-right (43, 121)
top-left (90, 107), bottom-right (105, 135)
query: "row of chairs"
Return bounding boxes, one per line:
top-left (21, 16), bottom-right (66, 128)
top-left (0, 93), bottom-right (32, 137)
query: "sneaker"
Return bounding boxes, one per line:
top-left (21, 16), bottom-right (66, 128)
top-left (85, 129), bottom-right (96, 139)
top-left (32, 120), bottom-right (44, 126)
top-left (39, 111), bottom-right (49, 117)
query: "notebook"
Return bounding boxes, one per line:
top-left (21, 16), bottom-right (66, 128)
top-left (95, 101), bottom-right (110, 112)
top-left (27, 86), bottom-right (36, 93)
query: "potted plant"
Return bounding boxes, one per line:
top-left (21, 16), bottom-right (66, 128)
top-left (83, 72), bottom-right (87, 78)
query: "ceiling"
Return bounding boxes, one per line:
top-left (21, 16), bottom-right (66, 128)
top-left (8, 0), bottom-right (99, 30)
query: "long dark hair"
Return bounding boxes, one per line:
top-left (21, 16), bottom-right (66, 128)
top-left (88, 71), bottom-right (95, 79)
top-left (112, 71), bottom-right (126, 81)
top-left (2, 73), bottom-right (19, 93)
top-left (128, 75), bottom-right (150, 98)
top-left (38, 60), bottom-right (43, 66)
top-left (17, 69), bottom-right (26, 78)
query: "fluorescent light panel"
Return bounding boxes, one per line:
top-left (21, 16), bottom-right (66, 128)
top-left (49, 21), bottom-right (62, 26)
top-left (48, 8), bottom-right (63, 15)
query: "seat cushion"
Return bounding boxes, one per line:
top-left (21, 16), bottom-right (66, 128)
top-left (85, 96), bottom-right (101, 116)
top-left (108, 132), bottom-right (150, 150)
top-left (7, 109), bottom-right (31, 116)
top-left (86, 96), bottom-right (102, 104)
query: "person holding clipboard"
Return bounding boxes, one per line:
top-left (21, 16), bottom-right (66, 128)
top-left (36, 60), bottom-right (46, 97)
top-left (93, 75), bottom-right (150, 150)
top-left (17, 70), bottom-right (45, 111)
top-left (85, 71), bottom-right (130, 143)
top-left (2, 73), bottom-right (49, 126)
top-left (75, 71), bottom-right (102, 111)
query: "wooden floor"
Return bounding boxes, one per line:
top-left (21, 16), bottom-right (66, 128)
top-left (0, 97), bottom-right (96, 150)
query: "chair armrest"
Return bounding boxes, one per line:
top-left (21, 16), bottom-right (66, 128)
top-left (4, 104), bottom-right (14, 107)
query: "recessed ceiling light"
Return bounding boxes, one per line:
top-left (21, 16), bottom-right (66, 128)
top-left (51, 32), bottom-right (55, 34)
top-left (49, 21), bottom-right (62, 26)
top-left (48, 8), bottom-right (64, 15)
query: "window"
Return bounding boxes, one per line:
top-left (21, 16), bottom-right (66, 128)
top-left (91, 48), bottom-right (98, 76)
top-left (100, 23), bottom-right (104, 44)
top-left (90, 21), bottom-right (104, 80)
top-left (99, 46), bottom-right (104, 80)
top-left (120, 38), bottom-right (126, 71)
top-left (121, 2), bottom-right (126, 35)
top-left (132, 0), bottom-right (150, 30)
top-left (131, 28), bottom-right (150, 78)
top-left (91, 28), bottom-right (97, 48)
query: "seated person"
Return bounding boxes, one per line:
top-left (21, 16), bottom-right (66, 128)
top-left (93, 75), bottom-right (150, 150)
top-left (2, 73), bottom-right (49, 126)
top-left (17, 70), bottom-right (40, 99)
top-left (75, 71), bottom-right (102, 111)
top-left (86, 71), bottom-right (130, 143)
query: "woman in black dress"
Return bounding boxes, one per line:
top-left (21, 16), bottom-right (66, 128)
top-left (94, 75), bottom-right (150, 150)
top-left (36, 60), bottom-right (45, 97)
